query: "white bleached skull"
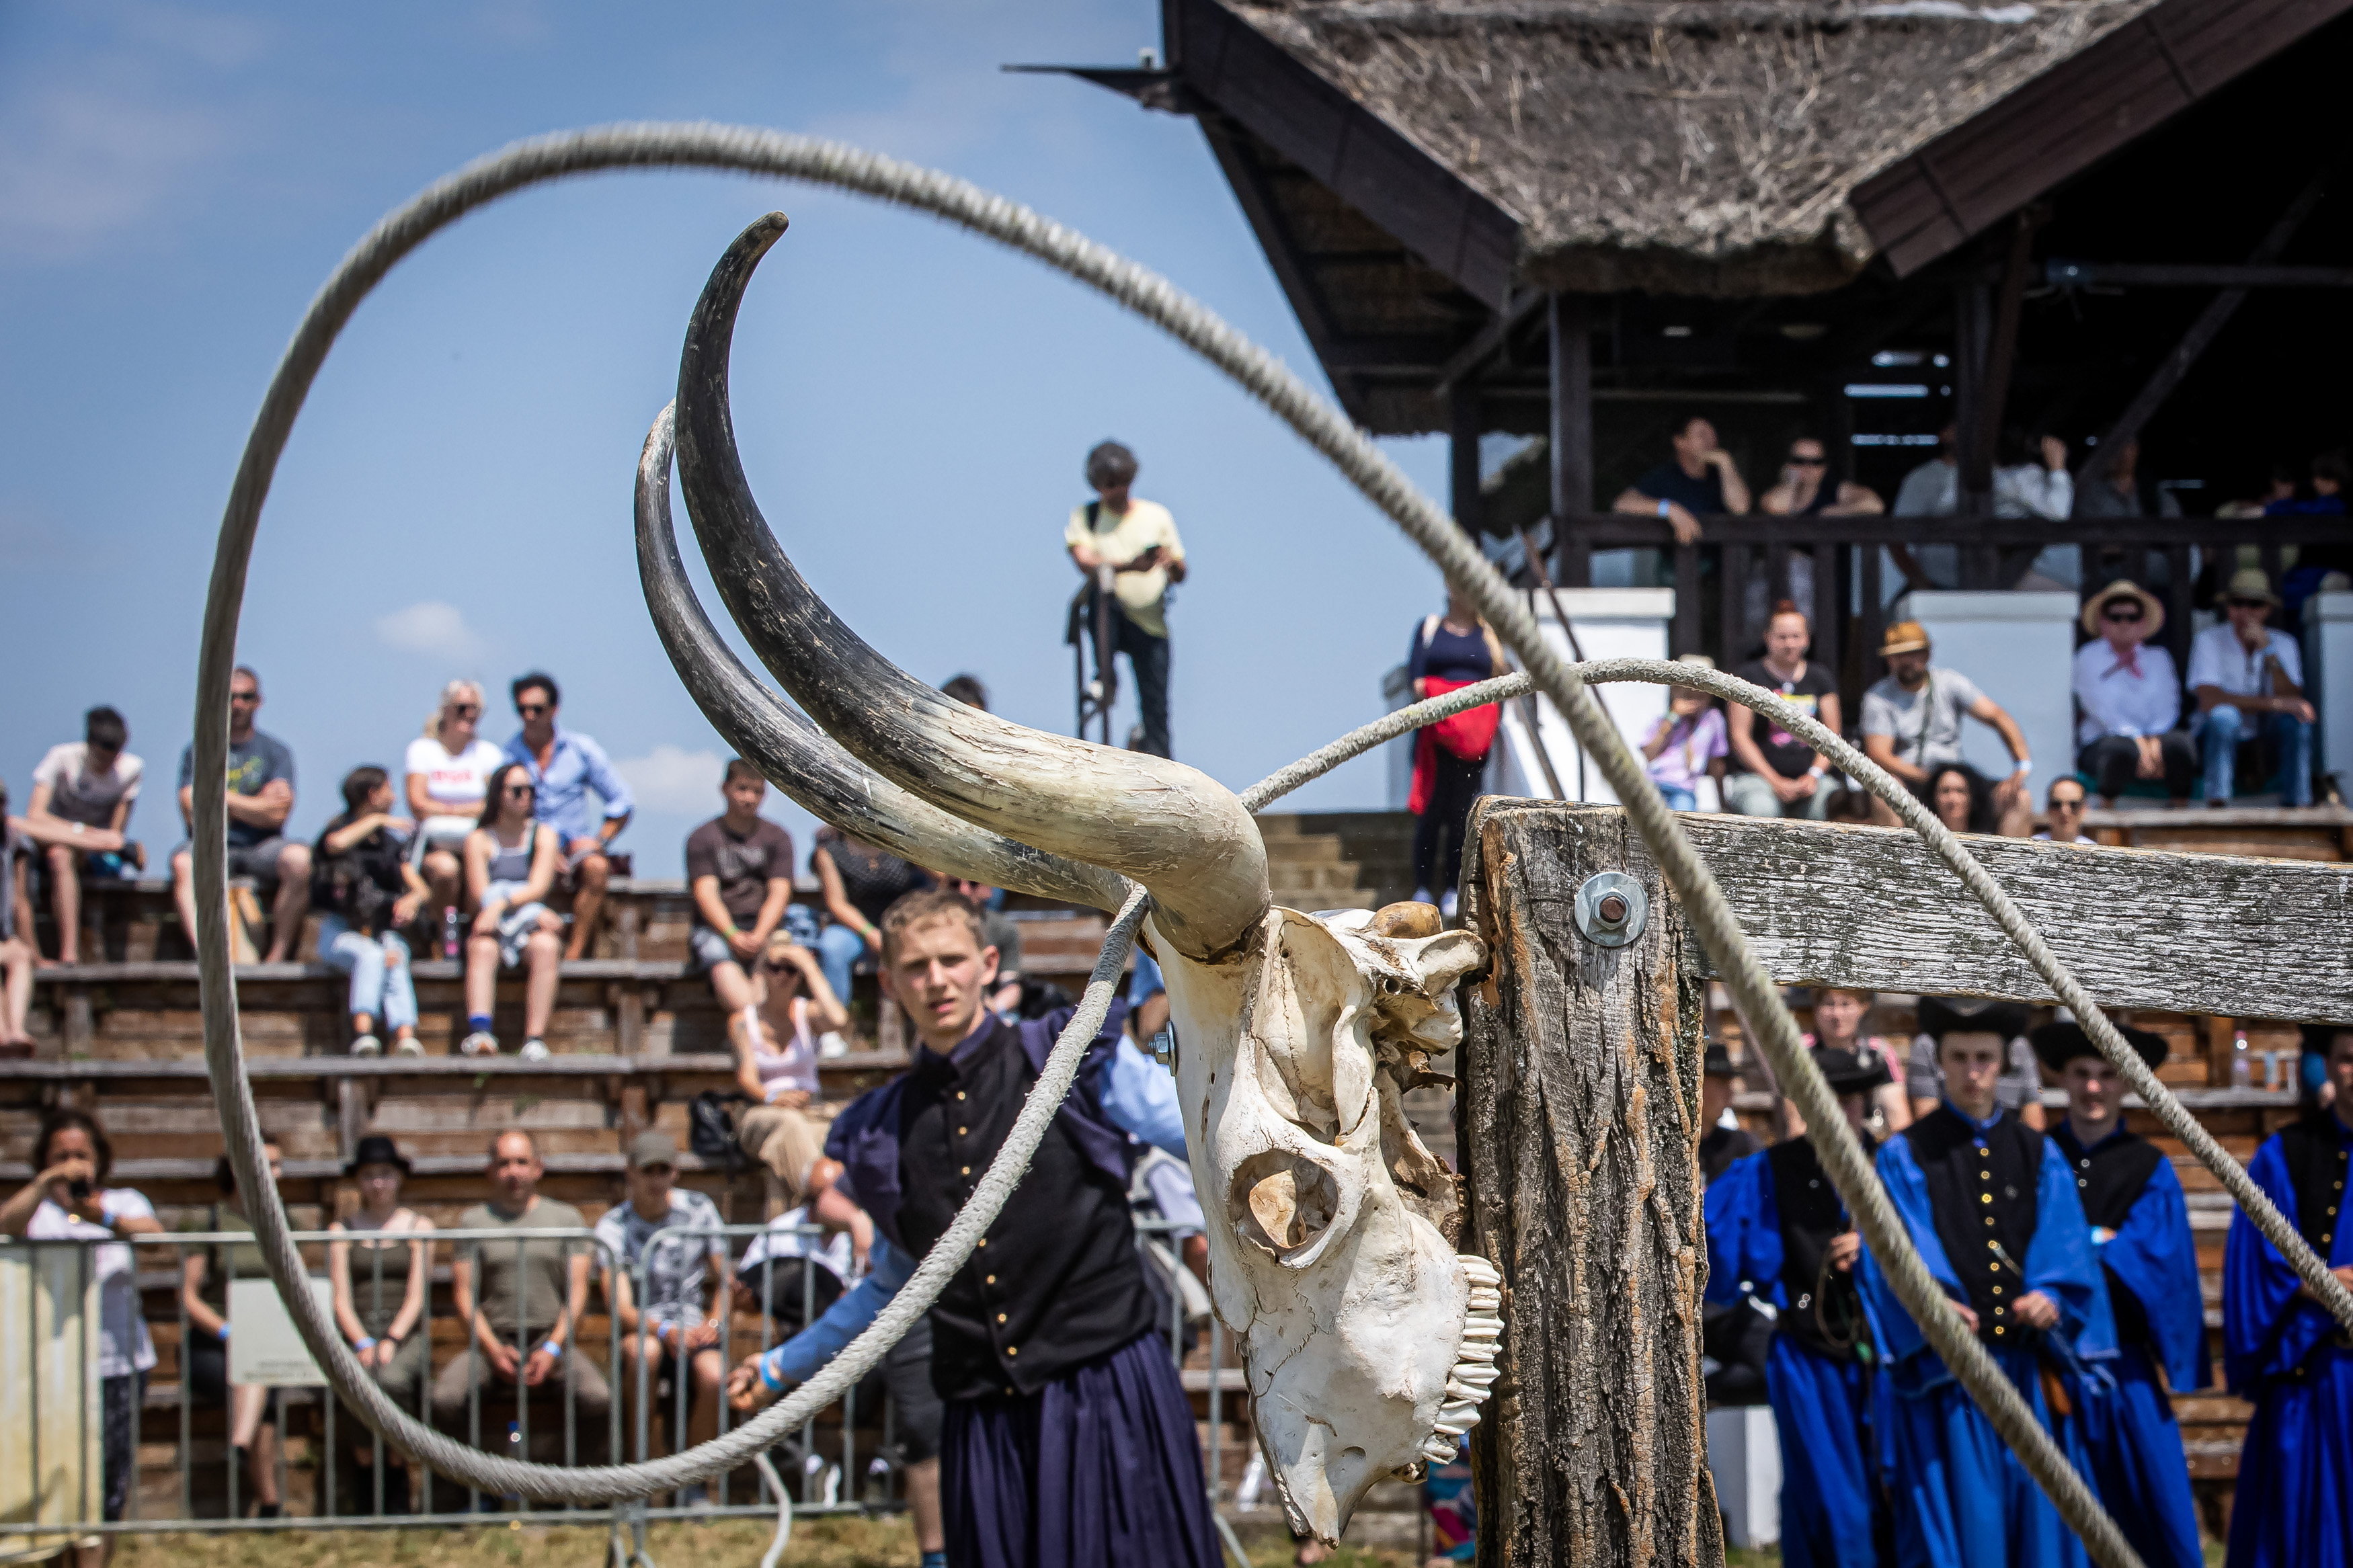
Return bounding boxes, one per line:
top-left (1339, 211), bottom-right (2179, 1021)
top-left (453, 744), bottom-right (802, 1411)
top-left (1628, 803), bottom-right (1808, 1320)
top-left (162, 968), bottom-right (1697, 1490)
top-left (1156, 902), bottom-right (1503, 1546)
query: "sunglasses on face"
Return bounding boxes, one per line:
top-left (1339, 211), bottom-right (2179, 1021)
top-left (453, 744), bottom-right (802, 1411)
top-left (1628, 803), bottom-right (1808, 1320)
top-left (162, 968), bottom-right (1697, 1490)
top-left (448, 704), bottom-right (481, 718)
top-left (1789, 455), bottom-right (1827, 467)
top-left (2051, 796), bottom-right (2085, 811)
top-left (229, 692), bottom-right (260, 705)
top-left (2226, 597), bottom-right (2270, 610)
top-left (504, 784), bottom-right (535, 798)
top-left (2102, 606), bottom-right (2144, 622)
top-left (516, 702), bottom-right (551, 716)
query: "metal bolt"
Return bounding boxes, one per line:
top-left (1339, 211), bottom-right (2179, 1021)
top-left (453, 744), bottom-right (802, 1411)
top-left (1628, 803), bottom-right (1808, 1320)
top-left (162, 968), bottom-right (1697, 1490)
top-left (1597, 893), bottom-right (1628, 925)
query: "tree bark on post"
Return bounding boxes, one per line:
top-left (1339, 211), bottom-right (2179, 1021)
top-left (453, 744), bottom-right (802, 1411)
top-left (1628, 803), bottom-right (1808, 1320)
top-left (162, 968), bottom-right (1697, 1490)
top-left (1458, 798), bottom-right (1719, 1568)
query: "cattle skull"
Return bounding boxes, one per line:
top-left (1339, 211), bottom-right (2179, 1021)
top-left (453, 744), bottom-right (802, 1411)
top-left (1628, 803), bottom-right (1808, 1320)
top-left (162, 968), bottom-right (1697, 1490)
top-left (643, 212), bottom-right (1502, 1547)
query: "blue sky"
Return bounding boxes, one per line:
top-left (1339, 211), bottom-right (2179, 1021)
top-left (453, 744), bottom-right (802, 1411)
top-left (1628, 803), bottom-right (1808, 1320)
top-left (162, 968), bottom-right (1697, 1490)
top-left (0, 1), bottom-right (1452, 880)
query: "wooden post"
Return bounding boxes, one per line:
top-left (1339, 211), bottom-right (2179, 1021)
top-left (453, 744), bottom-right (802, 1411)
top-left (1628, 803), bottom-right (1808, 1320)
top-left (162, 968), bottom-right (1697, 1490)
top-left (1550, 295), bottom-right (1595, 589)
top-left (1460, 800), bottom-right (1718, 1568)
top-left (1452, 386), bottom-right (1484, 540)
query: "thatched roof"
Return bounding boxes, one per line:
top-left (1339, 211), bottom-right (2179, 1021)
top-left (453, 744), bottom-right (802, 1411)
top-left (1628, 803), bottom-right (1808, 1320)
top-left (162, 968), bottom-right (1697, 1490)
top-left (1226, 0), bottom-right (2163, 295)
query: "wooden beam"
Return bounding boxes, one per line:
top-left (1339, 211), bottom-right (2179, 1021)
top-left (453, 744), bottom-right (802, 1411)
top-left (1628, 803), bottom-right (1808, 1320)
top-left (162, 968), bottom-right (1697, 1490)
top-left (1434, 290), bottom-right (1546, 399)
top-left (1486, 805), bottom-right (2353, 1022)
top-left (1460, 800), bottom-right (1719, 1568)
top-left (2048, 260), bottom-right (2353, 288)
top-left (1549, 296), bottom-right (1594, 587)
top-left (1450, 386), bottom-right (1483, 537)
top-left (2085, 167), bottom-right (2331, 483)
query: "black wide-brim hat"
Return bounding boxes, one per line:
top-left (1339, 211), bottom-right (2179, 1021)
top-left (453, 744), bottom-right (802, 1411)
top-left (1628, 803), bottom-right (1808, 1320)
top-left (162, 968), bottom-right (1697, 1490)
top-left (344, 1134), bottom-right (412, 1177)
top-left (2029, 1019), bottom-right (2169, 1076)
top-left (1812, 1044), bottom-right (1893, 1097)
top-left (2302, 1022), bottom-right (2353, 1057)
top-left (1704, 1042), bottom-right (1739, 1079)
top-left (1916, 995), bottom-right (2031, 1045)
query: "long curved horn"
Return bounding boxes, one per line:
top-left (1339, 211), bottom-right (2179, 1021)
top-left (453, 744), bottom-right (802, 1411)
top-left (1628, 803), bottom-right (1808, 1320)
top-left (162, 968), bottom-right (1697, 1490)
top-left (635, 403), bottom-right (1130, 913)
top-left (673, 214), bottom-right (1267, 960)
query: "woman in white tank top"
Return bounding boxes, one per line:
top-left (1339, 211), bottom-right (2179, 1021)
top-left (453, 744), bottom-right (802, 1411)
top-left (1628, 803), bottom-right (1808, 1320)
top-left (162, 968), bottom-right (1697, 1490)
top-left (732, 938), bottom-right (852, 1203)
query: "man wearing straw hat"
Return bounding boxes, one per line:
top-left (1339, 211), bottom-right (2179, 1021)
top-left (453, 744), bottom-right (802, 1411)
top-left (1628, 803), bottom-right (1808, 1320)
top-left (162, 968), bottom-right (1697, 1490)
top-left (2071, 581), bottom-right (2193, 807)
top-left (1859, 620), bottom-right (2036, 834)
top-left (2187, 567), bottom-right (2316, 808)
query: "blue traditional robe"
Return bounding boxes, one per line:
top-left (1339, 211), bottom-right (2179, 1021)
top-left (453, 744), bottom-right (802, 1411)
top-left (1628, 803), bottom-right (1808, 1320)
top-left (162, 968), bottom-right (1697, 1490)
top-left (2223, 1111), bottom-right (2353, 1568)
top-left (2051, 1123), bottom-right (2208, 1568)
top-left (1859, 1103), bottom-right (2114, 1568)
top-left (1706, 1143), bottom-right (1881, 1568)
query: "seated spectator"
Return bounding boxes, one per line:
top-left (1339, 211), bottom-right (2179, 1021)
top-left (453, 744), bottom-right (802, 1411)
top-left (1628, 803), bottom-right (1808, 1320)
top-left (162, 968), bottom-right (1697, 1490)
top-left (2262, 450), bottom-right (2347, 517)
top-left (180, 1142), bottom-right (290, 1520)
top-left (1905, 996), bottom-right (2044, 1129)
top-left (733, 1202), bottom-right (855, 1335)
top-left (1802, 987), bottom-right (1911, 1131)
top-left (1859, 622), bottom-right (2034, 835)
top-left (0, 1109), bottom-right (165, 1563)
top-left (1757, 439), bottom-right (1880, 626)
top-left (2071, 436), bottom-right (2181, 521)
top-left (2214, 461), bottom-right (2299, 520)
top-left (1926, 763), bottom-right (1997, 835)
top-left (943, 875), bottom-right (1024, 1018)
top-left (939, 673), bottom-right (990, 710)
top-left (403, 680), bottom-right (503, 952)
top-left (1893, 424), bottom-right (2072, 521)
top-left (1725, 604), bottom-right (1841, 819)
top-left (22, 706), bottom-right (143, 965)
top-left (1612, 415), bottom-right (1748, 547)
top-left (809, 825), bottom-right (930, 1015)
top-left (459, 763), bottom-right (563, 1059)
top-left (596, 1132), bottom-right (727, 1464)
top-left (313, 767), bottom-right (428, 1057)
top-left (2073, 581), bottom-right (2192, 806)
top-left (327, 1135), bottom-right (433, 1512)
top-left (432, 1131), bottom-right (610, 1462)
top-left (1640, 659), bottom-right (1727, 812)
top-left (686, 759), bottom-right (795, 1037)
top-left (502, 673), bottom-right (633, 960)
top-left (171, 666), bottom-right (309, 963)
top-left (734, 936), bottom-right (852, 1205)
top-left (2189, 569), bottom-right (2315, 808)
top-left (0, 792), bottom-right (34, 1055)
top-left (2036, 774), bottom-right (2098, 844)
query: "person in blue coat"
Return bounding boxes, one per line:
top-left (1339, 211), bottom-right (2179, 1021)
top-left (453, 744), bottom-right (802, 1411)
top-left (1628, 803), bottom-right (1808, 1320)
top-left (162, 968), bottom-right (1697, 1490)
top-left (2223, 1023), bottom-right (2353, 1568)
top-left (1705, 1045), bottom-right (1894, 1568)
top-left (2034, 1017), bottom-right (2208, 1568)
top-left (1858, 997), bottom-right (2115, 1568)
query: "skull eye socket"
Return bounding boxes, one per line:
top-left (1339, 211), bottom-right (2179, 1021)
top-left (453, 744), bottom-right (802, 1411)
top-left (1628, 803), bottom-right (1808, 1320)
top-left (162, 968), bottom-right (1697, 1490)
top-left (1231, 1151), bottom-right (1341, 1255)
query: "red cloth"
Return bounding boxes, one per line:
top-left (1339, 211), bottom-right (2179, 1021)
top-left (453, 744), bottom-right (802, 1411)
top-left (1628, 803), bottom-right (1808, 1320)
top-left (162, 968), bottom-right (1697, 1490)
top-left (1408, 677), bottom-right (1502, 817)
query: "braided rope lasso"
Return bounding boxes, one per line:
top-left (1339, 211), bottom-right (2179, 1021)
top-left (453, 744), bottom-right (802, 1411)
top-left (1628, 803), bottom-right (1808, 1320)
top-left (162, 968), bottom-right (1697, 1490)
top-left (184, 122), bottom-right (2331, 1559)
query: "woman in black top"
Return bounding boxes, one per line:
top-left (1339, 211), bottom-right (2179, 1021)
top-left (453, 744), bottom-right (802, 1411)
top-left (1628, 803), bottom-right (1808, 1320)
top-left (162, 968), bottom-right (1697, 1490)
top-left (811, 826), bottom-right (932, 1012)
top-left (1404, 590), bottom-right (1508, 919)
top-left (312, 766), bottom-right (428, 1056)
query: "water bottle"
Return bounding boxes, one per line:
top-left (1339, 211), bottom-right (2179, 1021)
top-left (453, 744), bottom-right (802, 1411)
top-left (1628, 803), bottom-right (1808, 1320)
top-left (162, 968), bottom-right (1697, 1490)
top-left (442, 906), bottom-right (461, 960)
top-left (2231, 1027), bottom-right (2253, 1089)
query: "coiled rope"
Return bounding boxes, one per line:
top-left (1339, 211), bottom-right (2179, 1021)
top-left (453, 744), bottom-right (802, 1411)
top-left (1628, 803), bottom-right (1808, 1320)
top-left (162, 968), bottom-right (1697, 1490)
top-left (184, 123), bottom-right (2335, 1560)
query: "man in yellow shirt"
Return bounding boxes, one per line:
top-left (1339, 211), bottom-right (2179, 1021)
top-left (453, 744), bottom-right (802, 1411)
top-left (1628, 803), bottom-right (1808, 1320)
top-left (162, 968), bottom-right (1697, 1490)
top-left (1064, 441), bottom-right (1187, 757)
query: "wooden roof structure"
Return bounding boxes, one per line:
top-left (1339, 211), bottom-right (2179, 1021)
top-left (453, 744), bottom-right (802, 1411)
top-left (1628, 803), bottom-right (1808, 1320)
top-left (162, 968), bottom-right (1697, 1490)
top-left (1039, 0), bottom-right (2353, 437)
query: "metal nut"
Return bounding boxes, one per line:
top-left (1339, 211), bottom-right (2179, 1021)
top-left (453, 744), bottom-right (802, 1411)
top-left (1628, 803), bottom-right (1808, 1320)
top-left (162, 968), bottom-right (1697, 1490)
top-left (1597, 893), bottom-right (1628, 924)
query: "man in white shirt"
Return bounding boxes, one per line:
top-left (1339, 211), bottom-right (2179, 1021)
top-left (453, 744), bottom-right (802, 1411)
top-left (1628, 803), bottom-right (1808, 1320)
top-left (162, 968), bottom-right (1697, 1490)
top-left (22, 707), bottom-right (143, 965)
top-left (2187, 569), bottom-right (2315, 808)
top-left (2071, 581), bottom-right (2191, 805)
top-left (1065, 441), bottom-right (1186, 758)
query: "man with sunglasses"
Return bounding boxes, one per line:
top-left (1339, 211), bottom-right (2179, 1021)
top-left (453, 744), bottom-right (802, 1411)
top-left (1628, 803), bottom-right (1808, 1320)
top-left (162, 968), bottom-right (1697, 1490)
top-left (2187, 569), bottom-right (2316, 808)
top-left (502, 672), bottom-right (634, 958)
top-left (2071, 581), bottom-right (2192, 806)
top-left (171, 665), bottom-right (309, 962)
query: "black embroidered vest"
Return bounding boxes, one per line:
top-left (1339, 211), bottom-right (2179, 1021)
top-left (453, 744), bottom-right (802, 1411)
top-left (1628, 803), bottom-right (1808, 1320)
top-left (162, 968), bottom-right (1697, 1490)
top-left (2053, 1124), bottom-right (2165, 1350)
top-left (1769, 1134), bottom-right (1869, 1363)
top-left (1906, 1106), bottom-right (2044, 1347)
top-left (2277, 1113), bottom-right (2353, 1260)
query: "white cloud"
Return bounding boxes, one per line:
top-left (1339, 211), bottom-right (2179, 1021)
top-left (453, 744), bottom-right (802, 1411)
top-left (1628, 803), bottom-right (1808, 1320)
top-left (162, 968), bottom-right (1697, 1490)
top-left (0, 85), bottom-right (231, 260)
top-left (614, 745), bottom-right (725, 815)
top-left (374, 600), bottom-right (485, 658)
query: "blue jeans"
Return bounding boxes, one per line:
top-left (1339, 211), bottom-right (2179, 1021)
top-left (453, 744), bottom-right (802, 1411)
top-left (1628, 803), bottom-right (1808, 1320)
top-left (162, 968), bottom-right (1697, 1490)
top-left (1652, 783), bottom-right (1699, 811)
top-left (815, 922), bottom-right (870, 1005)
top-left (316, 916), bottom-right (417, 1030)
top-left (2196, 704), bottom-right (2313, 807)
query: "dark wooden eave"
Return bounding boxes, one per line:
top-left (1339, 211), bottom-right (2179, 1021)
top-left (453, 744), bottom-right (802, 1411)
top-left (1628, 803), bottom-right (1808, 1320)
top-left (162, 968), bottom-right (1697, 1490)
top-left (1855, 0), bottom-right (2353, 276)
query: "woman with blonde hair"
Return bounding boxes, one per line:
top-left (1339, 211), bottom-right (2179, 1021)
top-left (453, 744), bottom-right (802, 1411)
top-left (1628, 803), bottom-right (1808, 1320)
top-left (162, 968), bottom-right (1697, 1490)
top-left (403, 679), bottom-right (502, 952)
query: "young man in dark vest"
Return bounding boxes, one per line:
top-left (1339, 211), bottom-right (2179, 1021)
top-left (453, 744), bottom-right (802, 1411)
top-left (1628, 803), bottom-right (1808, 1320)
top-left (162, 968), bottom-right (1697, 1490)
top-left (1859, 997), bottom-right (2111, 1568)
top-left (727, 886), bottom-right (1216, 1568)
top-left (1705, 1044), bottom-right (1895, 1568)
top-left (2223, 1023), bottom-right (2353, 1568)
top-left (2034, 1017), bottom-right (2207, 1568)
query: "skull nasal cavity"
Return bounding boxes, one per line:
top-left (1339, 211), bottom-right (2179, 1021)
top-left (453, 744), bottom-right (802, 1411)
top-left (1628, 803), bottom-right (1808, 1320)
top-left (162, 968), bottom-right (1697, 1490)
top-left (1231, 1151), bottom-right (1341, 1255)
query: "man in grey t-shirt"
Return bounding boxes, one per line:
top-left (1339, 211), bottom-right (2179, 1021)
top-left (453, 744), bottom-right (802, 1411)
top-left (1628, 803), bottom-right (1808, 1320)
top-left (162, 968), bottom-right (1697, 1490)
top-left (169, 665), bottom-right (311, 962)
top-left (1858, 621), bottom-right (2034, 833)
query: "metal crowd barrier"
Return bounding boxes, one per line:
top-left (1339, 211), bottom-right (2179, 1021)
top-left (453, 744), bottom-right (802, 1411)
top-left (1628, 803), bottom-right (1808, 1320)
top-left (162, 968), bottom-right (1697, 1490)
top-left (1, 1210), bottom-right (1238, 1552)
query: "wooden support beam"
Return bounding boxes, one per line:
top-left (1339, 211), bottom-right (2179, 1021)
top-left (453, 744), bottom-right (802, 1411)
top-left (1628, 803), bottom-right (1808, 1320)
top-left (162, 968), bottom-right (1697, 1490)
top-left (1549, 296), bottom-right (1594, 588)
top-left (2047, 261), bottom-right (2353, 289)
top-left (1460, 800), bottom-right (1718, 1568)
top-left (1434, 291), bottom-right (1546, 399)
top-left (2085, 168), bottom-right (2331, 484)
top-left (1451, 386), bottom-right (1483, 537)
